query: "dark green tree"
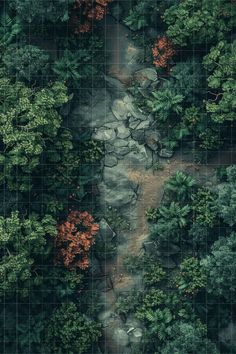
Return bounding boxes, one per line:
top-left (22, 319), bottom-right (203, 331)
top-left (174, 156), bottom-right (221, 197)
top-left (0, 211), bottom-right (56, 297)
top-left (204, 40), bottom-right (236, 123)
top-left (8, 0), bottom-right (75, 23)
top-left (164, 171), bottom-right (196, 203)
top-left (201, 232), bottom-right (236, 301)
top-left (161, 321), bottom-right (220, 354)
top-left (3, 44), bottom-right (50, 83)
top-left (218, 166), bottom-right (236, 226)
top-left (46, 302), bottom-right (101, 354)
top-left (174, 257), bottom-right (206, 296)
top-left (0, 77), bottom-right (68, 192)
top-left (164, 0), bottom-right (235, 46)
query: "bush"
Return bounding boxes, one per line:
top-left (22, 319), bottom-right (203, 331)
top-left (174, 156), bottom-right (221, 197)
top-left (192, 188), bottom-right (218, 227)
top-left (8, 0), bottom-right (75, 23)
top-left (143, 264), bottom-right (166, 287)
top-left (164, 0), bottom-right (235, 46)
top-left (46, 302), bottom-right (101, 354)
top-left (3, 44), bottom-right (50, 83)
top-left (204, 40), bottom-right (236, 123)
top-left (173, 257), bottom-right (206, 296)
top-left (164, 171), bottom-right (196, 203)
top-left (147, 88), bottom-right (184, 122)
top-left (161, 321), bottom-right (220, 354)
top-left (201, 233), bottom-right (236, 301)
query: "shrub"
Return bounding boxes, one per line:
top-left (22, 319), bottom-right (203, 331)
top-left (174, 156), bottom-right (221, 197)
top-left (192, 188), bottom-right (218, 227)
top-left (46, 302), bottom-right (101, 354)
top-left (152, 36), bottom-right (175, 68)
top-left (55, 211), bottom-right (99, 269)
top-left (164, 0), bottom-right (235, 46)
top-left (174, 257), bottom-right (206, 296)
top-left (201, 233), bottom-right (236, 301)
top-left (147, 88), bottom-right (184, 122)
top-left (3, 44), bottom-right (50, 83)
top-left (164, 171), bottom-right (196, 203)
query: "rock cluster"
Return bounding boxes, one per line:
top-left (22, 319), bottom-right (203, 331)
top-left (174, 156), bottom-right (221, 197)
top-left (70, 70), bottom-right (168, 218)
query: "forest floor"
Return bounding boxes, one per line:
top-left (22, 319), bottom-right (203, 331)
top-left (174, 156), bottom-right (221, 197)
top-left (98, 14), bottom-right (235, 354)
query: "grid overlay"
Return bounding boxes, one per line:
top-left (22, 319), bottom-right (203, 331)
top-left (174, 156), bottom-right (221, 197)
top-left (0, 0), bottom-right (236, 353)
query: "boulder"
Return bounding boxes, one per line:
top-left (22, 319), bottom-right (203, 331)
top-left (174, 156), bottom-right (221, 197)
top-left (71, 89), bottom-right (117, 129)
top-left (99, 182), bottom-right (137, 208)
top-left (105, 142), bottom-right (115, 153)
top-left (98, 163), bottom-right (139, 208)
top-left (111, 99), bottom-right (129, 120)
top-left (128, 117), bottom-right (141, 130)
top-left (159, 148), bottom-right (174, 158)
top-left (115, 147), bottom-right (131, 158)
top-left (123, 95), bottom-right (146, 120)
top-left (142, 241), bottom-right (157, 255)
top-left (113, 328), bottom-right (129, 347)
top-left (159, 244), bottom-right (180, 256)
top-left (135, 68), bottom-right (158, 88)
top-left (99, 218), bottom-right (116, 242)
top-left (117, 125), bottom-right (131, 139)
top-left (131, 129), bottom-right (145, 144)
top-left (136, 119), bottom-right (151, 130)
top-left (104, 155), bottom-right (118, 167)
top-left (129, 328), bottom-right (143, 344)
top-left (159, 257), bottom-right (176, 269)
top-left (145, 129), bottom-right (161, 151)
top-left (93, 127), bottom-right (116, 141)
top-left (114, 139), bottom-right (129, 148)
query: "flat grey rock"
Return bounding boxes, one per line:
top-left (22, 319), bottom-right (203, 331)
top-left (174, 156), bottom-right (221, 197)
top-left (104, 155), bottom-right (118, 167)
top-left (93, 128), bottom-right (116, 141)
top-left (71, 89), bottom-right (117, 129)
top-left (135, 68), bottom-right (158, 84)
top-left (128, 117), bottom-right (141, 130)
top-left (129, 328), bottom-right (143, 343)
top-left (113, 328), bottom-right (129, 347)
top-left (115, 147), bottom-right (131, 157)
top-left (136, 120), bottom-right (151, 130)
top-left (114, 139), bottom-right (129, 148)
top-left (117, 125), bottom-right (130, 139)
top-left (159, 148), bottom-right (174, 158)
top-left (111, 99), bottom-right (129, 120)
top-left (105, 143), bottom-right (115, 153)
top-left (145, 129), bottom-right (161, 151)
top-left (99, 218), bottom-right (116, 242)
top-left (131, 129), bottom-right (145, 144)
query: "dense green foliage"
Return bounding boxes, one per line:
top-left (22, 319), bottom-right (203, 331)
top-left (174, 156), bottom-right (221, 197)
top-left (115, 165), bottom-right (236, 352)
top-left (161, 321), bottom-right (219, 354)
top-left (127, 0), bottom-right (236, 159)
top-left (0, 2), bottom-right (105, 353)
top-left (164, 0), bottom-right (235, 46)
top-left (202, 233), bottom-right (236, 301)
top-left (3, 44), bottom-right (50, 82)
top-left (46, 303), bottom-right (101, 353)
top-left (1, 0), bottom-right (236, 353)
top-left (8, 0), bottom-right (75, 23)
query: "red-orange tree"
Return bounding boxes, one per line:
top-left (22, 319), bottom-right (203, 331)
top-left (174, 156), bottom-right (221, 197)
top-left (152, 36), bottom-right (175, 68)
top-left (71, 0), bottom-right (112, 33)
top-left (55, 211), bottom-right (99, 269)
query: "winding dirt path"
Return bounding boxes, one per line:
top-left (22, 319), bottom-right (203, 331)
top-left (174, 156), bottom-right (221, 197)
top-left (99, 12), bottom-right (232, 353)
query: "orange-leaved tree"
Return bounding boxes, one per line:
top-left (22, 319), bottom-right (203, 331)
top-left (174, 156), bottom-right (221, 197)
top-left (55, 211), bottom-right (99, 269)
top-left (71, 0), bottom-right (112, 33)
top-left (152, 36), bottom-right (175, 68)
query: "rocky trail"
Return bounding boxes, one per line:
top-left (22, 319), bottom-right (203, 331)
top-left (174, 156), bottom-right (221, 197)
top-left (71, 11), bottom-right (222, 354)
